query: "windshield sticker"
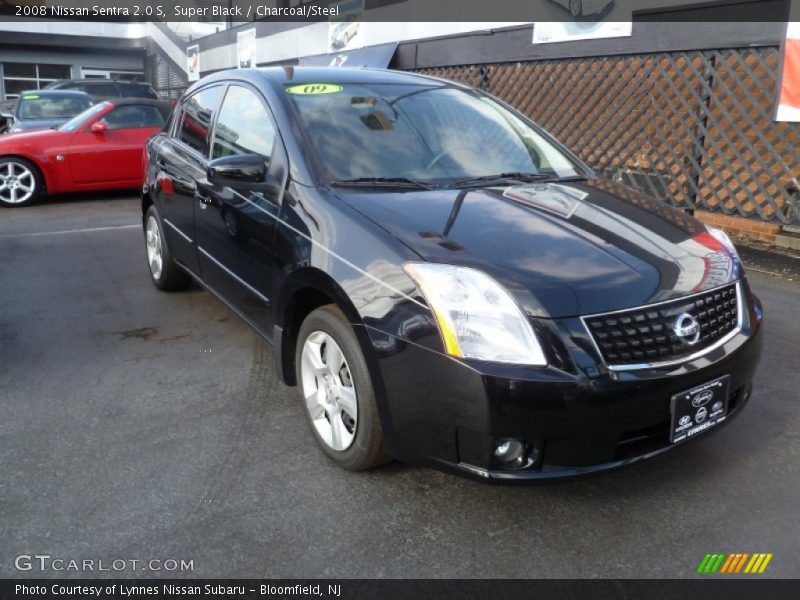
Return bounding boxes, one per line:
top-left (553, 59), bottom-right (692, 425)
top-left (22, 95), bottom-right (39, 100)
top-left (285, 84), bottom-right (343, 95)
top-left (503, 183), bottom-right (585, 219)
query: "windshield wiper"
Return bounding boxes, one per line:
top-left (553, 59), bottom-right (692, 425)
top-left (331, 177), bottom-right (435, 190)
top-left (450, 172), bottom-right (585, 187)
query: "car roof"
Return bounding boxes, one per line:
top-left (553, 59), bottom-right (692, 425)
top-left (104, 97), bottom-right (174, 119)
top-left (51, 79), bottom-right (151, 85)
top-left (18, 89), bottom-right (92, 99)
top-left (107, 97), bottom-right (167, 106)
top-left (193, 67), bottom-right (456, 91)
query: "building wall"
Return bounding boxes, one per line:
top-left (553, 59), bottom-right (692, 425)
top-left (0, 49), bottom-right (146, 100)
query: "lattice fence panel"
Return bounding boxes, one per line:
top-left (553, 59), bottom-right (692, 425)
top-left (412, 48), bottom-right (800, 224)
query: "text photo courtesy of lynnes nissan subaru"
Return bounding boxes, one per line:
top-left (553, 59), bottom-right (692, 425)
top-left (0, 1), bottom-right (798, 599)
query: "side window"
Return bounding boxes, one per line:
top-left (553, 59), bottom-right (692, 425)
top-left (85, 82), bottom-right (119, 97)
top-left (62, 83), bottom-right (85, 92)
top-left (176, 86), bottom-right (223, 156)
top-left (119, 82), bottom-right (156, 98)
top-left (211, 85), bottom-right (276, 163)
top-left (100, 105), bottom-right (165, 130)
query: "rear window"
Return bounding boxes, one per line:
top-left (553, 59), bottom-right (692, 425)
top-left (17, 94), bottom-right (93, 120)
top-left (119, 82), bottom-right (158, 99)
top-left (100, 105), bottom-right (165, 129)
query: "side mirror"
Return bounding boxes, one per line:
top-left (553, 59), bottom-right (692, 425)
top-left (91, 121), bottom-right (108, 134)
top-left (207, 154), bottom-right (266, 185)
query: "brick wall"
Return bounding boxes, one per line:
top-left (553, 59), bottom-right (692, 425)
top-left (695, 210), bottom-right (782, 243)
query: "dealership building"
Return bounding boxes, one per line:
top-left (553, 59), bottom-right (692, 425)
top-left (0, 0), bottom-right (798, 242)
top-left (0, 21), bottom-right (190, 102)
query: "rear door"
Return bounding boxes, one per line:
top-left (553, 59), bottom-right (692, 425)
top-left (155, 85), bottom-right (224, 274)
top-left (68, 104), bottom-right (165, 184)
top-left (194, 83), bottom-right (287, 334)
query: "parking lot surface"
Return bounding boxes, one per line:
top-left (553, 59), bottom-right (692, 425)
top-left (2, 195), bottom-right (799, 578)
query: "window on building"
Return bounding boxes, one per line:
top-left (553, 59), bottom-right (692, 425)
top-left (1, 63), bottom-right (72, 100)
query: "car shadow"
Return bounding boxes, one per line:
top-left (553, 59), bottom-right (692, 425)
top-left (37, 188), bottom-right (139, 206)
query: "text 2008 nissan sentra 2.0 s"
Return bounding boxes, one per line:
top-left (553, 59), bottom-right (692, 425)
top-left (141, 68), bottom-right (762, 481)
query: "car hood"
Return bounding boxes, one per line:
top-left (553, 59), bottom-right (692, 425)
top-left (335, 178), bottom-right (742, 318)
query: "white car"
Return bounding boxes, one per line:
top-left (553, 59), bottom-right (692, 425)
top-left (330, 21), bottom-right (359, 50)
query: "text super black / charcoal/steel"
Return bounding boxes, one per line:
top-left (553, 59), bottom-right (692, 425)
top-left (141, 67), bottom-right (763, 481)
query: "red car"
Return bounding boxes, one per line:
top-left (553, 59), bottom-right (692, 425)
top-left (0, 98), bottom-right (170, 207)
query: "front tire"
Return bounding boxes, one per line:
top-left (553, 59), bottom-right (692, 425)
top-left (0, 157), bottom-right (42, 207)
top-left (296, 305), bottom-right (390, 471)
top-left (144, 205), bottom-right (192, 291)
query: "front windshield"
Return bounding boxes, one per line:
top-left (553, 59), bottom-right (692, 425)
top-left (286, 83), bottom-right (584, 185)
top-left (17, 94), bottom-right (93, 121)
top-left (58, 102), bottom-right (110, 132)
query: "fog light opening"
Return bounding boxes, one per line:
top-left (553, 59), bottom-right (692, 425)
top-left (493, 438), bottom-right (541, 471)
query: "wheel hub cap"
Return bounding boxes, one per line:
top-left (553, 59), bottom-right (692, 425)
top-left (0, 162), bottom-right (35, 204)
top-left (300, 331), bottom-right (358, 452)
top-left (145, 216), bottom-right (163, 280)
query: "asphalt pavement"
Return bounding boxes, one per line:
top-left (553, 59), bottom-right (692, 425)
top-left (1, 194), bottom-right (799, 578)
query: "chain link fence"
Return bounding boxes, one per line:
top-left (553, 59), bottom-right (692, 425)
top-left (412, 47), bottom-right (800, 225)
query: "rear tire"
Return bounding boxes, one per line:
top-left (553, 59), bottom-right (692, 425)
top-left (296, 305), bottom-right (391, 471)
top-left (0, 157), bottom-right (43, 207)
top-left (144, 205), bottom-right (192, 291)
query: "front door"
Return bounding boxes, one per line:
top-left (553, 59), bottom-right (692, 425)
top-left (156, 85), bottom-right (224, 273)
top-left (68, 104), bottom-right (165, 184)
top-left (194, 84), bottom-right (287, 335)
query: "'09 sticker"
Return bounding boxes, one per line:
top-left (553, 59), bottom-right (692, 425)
top-left (285, 84), bottom-right (343, 95)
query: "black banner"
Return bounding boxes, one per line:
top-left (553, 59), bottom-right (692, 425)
top-left (0, 0), bottom-right (794, 23)
top-left (2, 580), bottom-right (800, 600)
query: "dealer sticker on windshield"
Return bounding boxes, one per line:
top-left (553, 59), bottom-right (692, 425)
top-left (670, 375), bottom-right (730, 443)
top-left (285, 83), bottom-right (343, 95)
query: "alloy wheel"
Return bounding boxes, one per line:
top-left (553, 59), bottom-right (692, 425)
top-left (300, 331), bottom-right (358, 451)
top-left (145, 215), bottom-right (164, 280)
top-left (0, 161), bottom-right (35, 205)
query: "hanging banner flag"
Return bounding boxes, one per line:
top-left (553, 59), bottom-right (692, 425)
top-left (237, 28), bottom-right (257, 69)
top-left (187, 44), bottom-right (200, 81)
top-left (777, 22), bottom-right (800, 122)
top-left (328, 0), bottom-right (364, 53)
top-left (533, 21), bottom-right (632, 45)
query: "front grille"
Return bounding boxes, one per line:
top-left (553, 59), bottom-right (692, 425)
top-left (584, 282), bottom-right (740, 367)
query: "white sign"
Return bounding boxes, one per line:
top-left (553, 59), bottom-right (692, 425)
top-left (328, 0), bottom-right (364, 53)
top-left (533, 21), bottom-right (632, 45)
top-left (237, 28), bottom-right (257, 69)
top-left (186, 44), bottom-right (200, 81)
top-left (777, 22), bottom-right (800, 122)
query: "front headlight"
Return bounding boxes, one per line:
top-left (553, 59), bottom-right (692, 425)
top-left (404, 262), bottom-right (547, 366)
top-left (706, 225), bottom-right (740, 259)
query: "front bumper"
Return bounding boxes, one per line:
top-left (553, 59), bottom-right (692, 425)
top-left (364, 279), bottom-right (763, 482)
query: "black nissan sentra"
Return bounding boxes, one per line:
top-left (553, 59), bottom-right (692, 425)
top-left (142, 68), bottom-right (763, 481)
